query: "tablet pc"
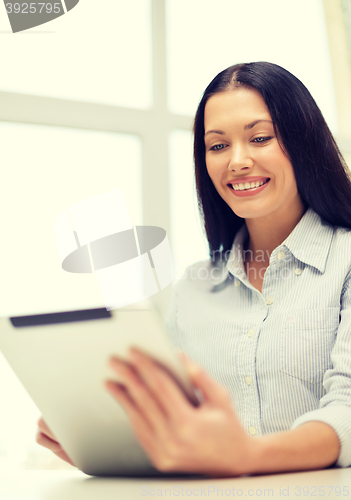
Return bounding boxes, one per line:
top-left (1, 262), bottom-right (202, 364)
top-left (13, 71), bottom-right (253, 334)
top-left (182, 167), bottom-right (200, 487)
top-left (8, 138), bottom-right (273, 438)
top-left (0, 304), bottom-right (199, 477)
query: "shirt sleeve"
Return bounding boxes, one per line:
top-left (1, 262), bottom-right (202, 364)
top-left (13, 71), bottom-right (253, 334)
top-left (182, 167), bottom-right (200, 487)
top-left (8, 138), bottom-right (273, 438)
top-left (290, 273), bottom-right (351, 467)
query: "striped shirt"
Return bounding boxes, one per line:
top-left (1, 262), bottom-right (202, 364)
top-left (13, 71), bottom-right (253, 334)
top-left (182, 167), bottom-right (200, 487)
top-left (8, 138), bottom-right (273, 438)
top-left (165, 208), bottom-right (351, 468)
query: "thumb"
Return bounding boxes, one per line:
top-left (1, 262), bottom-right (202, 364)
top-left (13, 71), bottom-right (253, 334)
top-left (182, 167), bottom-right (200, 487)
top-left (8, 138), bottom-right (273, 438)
top-left (178, 352), bottom-right (231, 407)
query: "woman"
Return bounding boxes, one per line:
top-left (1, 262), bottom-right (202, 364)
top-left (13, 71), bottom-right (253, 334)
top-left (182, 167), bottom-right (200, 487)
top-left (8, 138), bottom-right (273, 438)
top-left (37, 62), bottom-right (351, 476)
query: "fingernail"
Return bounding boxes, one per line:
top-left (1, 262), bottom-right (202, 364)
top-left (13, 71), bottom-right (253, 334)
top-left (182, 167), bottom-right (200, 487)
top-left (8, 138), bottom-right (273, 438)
top-left (104, 380), bottom-right (114, 391)
top-left (109, 358), bottom-right (123, 371)
top-left (110, 356), bottom-right (123, 364)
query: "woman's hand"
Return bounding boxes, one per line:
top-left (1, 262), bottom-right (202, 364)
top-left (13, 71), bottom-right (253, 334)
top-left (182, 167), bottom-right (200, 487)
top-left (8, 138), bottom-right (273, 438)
top-left (36, 417), bottom-right (76, 467)
top-left (105, 349), bottom-right (257, 477)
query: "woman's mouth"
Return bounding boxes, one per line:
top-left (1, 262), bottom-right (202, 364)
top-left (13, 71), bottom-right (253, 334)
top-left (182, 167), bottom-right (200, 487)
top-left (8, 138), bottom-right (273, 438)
top-left (228, 178), bottom-right (270, 197)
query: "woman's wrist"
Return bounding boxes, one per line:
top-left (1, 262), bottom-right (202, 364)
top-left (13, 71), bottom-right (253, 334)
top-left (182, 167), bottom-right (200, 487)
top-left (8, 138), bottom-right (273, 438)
top-left (224, 435), bottom-right (263, 477)
top-left (237, 422), bottom-right (340, 476)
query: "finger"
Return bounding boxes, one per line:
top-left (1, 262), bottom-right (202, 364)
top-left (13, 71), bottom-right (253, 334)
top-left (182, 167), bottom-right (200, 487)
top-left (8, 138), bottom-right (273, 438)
top-left (105, 381), bottom-right (164, 462)
top-left (110, 356), bottom-right (185, 443)
top-left (37, 417), bottom-right (57, 442)
top-left (105, 380), bottom-right (151, 434)
top-left (36, 432), bottom-right (75, 467)
top-left (105, 380), bottom-right (168, 458)
top-left (181, 356), bottom-right (231, 407)
top-left (108, 358), bottom-right (169, 430)
top-left (36, 431), bottom-right (62, 452)
top-left (105, 378), bottom-right (158, 436)
top-left (128, 348), bottom-right (194, 420)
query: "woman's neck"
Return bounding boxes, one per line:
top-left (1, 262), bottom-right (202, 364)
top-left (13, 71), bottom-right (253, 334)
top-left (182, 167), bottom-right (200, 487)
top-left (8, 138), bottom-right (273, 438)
top-left (244, 206), bottom-right (306, 265)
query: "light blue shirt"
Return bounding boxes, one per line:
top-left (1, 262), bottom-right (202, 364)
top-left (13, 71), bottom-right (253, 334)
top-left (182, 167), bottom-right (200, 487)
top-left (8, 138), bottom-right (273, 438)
top-left (165, 208), bottom-right (351, 467)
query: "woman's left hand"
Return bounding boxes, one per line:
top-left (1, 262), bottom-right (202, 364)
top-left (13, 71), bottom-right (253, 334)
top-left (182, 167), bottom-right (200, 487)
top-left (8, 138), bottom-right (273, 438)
top-left (105, 349), bottom-right (257, 477)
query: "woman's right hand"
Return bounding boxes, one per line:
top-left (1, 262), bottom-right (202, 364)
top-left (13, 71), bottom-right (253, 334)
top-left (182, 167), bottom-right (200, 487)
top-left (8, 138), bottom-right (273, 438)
top-left (36, 417), bottom-right (76, 467)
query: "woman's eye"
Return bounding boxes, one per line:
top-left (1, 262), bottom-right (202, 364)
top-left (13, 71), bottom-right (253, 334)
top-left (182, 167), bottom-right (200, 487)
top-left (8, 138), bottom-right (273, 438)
top-left (252, 136), bottom-right (272, 144)
top-left (209, 144), bottom-right (226, 151)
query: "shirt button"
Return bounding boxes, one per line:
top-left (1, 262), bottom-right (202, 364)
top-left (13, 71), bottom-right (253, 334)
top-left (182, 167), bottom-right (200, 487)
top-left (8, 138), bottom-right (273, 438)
top-left (235, 280), bottom-right (241, 287)
top-left (266, 296), bottom-right (274, 305)
top-left (245, 376), bottom-right (252, 386)
top-left (248, 329), bottom-right (255, 338)
top-left (277, 251), bottom-right (285, 260)
top-left (294, 268), bottom-right (302, 276)
top-left (249, 426), bottom-right (257, 436)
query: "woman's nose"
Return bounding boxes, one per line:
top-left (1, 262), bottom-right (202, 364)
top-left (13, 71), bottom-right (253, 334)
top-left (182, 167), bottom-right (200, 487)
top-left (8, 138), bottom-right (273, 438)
top-left (228, 144), bottom-right (253, 171)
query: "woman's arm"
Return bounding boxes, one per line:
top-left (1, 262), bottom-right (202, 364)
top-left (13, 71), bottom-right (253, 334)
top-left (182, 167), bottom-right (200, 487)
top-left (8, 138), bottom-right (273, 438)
top-left (105, 350), bottom-right (341, 477)
top-left (249, 421), bottom-right (340, 475)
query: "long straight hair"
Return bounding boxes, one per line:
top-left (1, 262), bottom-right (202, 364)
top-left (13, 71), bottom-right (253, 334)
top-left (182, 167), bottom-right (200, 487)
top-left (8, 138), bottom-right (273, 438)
top-left (193, 62), bottom-right (351, 262)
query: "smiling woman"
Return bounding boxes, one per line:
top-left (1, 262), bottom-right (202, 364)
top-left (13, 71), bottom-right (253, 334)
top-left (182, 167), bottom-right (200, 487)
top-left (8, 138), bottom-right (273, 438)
top-left (204, 89), bottom-right (303, 220)
top-left (37, 62), bottom-right (351, 477)
top-left (203, 85), bottom-right (305, 293)
top-left (162, 62), bottom-right (351, 474)
top-left (194, 62), bottom-right (351, 260)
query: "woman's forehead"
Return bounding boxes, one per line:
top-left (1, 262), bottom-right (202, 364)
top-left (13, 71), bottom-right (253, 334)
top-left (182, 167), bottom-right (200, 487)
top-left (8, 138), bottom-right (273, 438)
top-left (204, 88), bottom-right (272, 130)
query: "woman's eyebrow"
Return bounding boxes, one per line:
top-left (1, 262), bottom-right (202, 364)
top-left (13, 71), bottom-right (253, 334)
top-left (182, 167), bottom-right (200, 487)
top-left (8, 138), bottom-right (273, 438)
top-left (244, 119), bottom-right (273, 130)
top-left (204, 120), bottom-right (273, 137)
top-left (204, 129), bottom-right (225, 137)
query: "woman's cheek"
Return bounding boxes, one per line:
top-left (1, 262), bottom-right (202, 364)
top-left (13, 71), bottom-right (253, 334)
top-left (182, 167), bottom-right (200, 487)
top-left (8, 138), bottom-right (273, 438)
top-left (206, 158), bottom-right (221, 179)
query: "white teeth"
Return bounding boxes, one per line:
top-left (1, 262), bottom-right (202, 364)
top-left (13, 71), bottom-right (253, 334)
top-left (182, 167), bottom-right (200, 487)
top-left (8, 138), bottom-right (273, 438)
top-left (231, 179), bottom-right (268, 191)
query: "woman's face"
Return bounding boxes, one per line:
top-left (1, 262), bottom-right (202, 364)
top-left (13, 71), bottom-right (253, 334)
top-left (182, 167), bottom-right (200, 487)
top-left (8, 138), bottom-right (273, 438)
top-left (204, 87), bottom-right (303, 222)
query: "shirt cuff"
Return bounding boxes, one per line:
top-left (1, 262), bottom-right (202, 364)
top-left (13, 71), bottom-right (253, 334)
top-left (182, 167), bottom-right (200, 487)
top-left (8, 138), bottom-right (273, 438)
top-left (291, 405), bottom-right (351, 467)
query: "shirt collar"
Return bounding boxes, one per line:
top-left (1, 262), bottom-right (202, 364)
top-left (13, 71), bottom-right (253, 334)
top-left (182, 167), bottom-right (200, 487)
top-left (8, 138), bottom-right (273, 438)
top-left (282, 207), bottom-right (334, 273)
top-left (212, 223), bottom-right (248, 286)
top-left (212, 208), bottom-right (335, 286)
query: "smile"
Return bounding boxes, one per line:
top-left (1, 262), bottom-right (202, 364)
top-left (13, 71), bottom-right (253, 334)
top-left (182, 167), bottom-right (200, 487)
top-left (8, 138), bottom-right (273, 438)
top-left (230, 179), bottom-right (270, 191)
top-left (228, 178), bottom-right (270, 197)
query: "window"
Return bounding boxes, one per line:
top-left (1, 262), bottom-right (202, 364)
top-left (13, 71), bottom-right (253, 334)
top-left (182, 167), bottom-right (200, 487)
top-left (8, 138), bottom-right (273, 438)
top-left (0, 0), bottom-right (152, 108)
top-left (0, 122), bottom-right (142, 315)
